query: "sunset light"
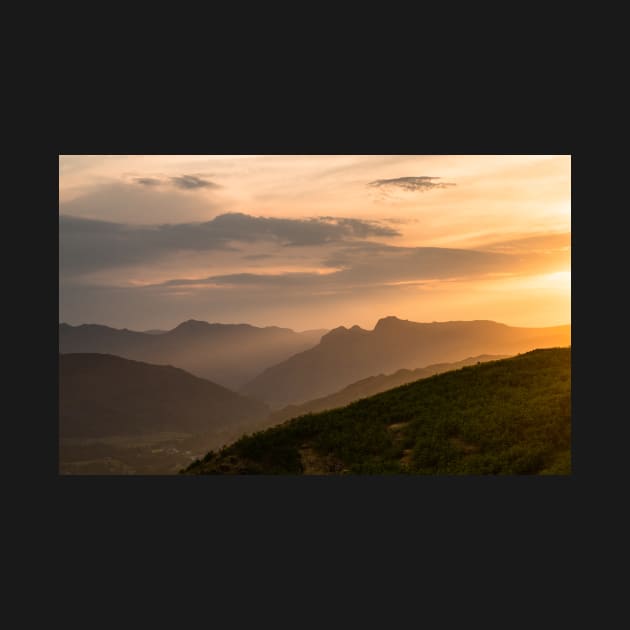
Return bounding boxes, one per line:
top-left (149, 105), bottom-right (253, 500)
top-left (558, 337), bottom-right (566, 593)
top-left (59, 155), bottom-right (572, 476)
top-left (59, 154), bottom-right (571, 331)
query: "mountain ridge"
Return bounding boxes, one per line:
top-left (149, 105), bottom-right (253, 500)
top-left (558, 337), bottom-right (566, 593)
top-left (241, 317), bottom-right (571, 407)
top-left (59, 320), bottom-right (327, 388)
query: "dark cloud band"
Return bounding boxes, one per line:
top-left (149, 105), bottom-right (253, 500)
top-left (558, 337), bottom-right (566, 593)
top-left (59, 213), bottom-right (401, 276)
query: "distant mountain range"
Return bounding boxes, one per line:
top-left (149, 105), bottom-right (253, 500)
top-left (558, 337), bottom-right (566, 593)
top-left (241, 317), bottom-right (571, 407)
top-left (58, 316), bottom-right (571, 474)
top-left (59, 320), bottom-right (327, 389)
top-left (59, 353), bottom-right (271, 474)
top-left (267, 354), bottom-right (508, 425)
top-left (184, 348), bottom-right (571, 475)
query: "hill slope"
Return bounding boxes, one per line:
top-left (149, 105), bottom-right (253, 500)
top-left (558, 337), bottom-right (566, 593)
top-left (59, 353), bottom-right (270, 474)
top-left (59, 320), bottom-right (326, 389)
top-left (267, 354), bottom-right (508, 426)
top-left (185, 348), bottom-right (571, 475)
top-left (240, 317), bottom-right (571, 406)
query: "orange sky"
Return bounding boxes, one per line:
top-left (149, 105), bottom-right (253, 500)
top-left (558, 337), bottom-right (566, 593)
top-left (59, 155), bottom-right (570, 330)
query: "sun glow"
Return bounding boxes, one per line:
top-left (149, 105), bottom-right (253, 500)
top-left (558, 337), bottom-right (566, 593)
top-left (503, 270), bottom-right (571, 294)
top-left (539, 270), bottom-right (571, 290)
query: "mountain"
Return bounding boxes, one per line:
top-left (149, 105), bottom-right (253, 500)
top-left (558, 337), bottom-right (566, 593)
top-left (267, 354), bottom-right (508, 425)
top-left (59, 353), bottom-right (271, 474)
top-left (240, 317), bottom-right (571, 407)
top-left (59, 321), bottom-right (327, 389)
top-left (184, 348), bottom-right (571, 475)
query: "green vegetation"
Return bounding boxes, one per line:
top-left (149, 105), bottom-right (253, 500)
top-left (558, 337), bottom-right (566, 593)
top-left (182, 348), bottom-right (571, 475)
top-left (267, 354), bottom-right (507, 426)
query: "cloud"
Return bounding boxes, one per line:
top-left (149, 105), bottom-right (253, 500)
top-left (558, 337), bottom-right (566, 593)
top-left (327, 244), bottom-right (510, 285)
top-left (134, 243), bottom-right (514, 293)
top-left (206, 213), bottom-right (399, 246)
top-left (160, 272), bottom-right (322, 288)
top-left (60, 213), bottom-right (564, 291)
top-left (170, 175), bottom-right (220, 190)
top-left (368, 176), bottom-right (456, 192)
top-left (59, 216), bottom-right (199, 276)
top-left (480, 232), bottom-right (571, 254)
top-left (59, 213), bottom-right (401, 277)
top-left (132, 174), bottom-right (220, 190)
top-left (59, 182), bottom-right (223, 224)
top-left (59, 226), bottom-right (568, 329)
top-left (317, 217), bottom-right (400, 240)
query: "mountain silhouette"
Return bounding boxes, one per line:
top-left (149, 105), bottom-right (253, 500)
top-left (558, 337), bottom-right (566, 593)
top-left (59, 320), bottom-right (327, 389)
top-left (60, 353), bottom-right (269, 439)
top-left (59, 353), bottom-right (274, 474)
top-left (184, 347), bottom-right (571, 475)
top-left (240, 317), bottom-right (571, 407)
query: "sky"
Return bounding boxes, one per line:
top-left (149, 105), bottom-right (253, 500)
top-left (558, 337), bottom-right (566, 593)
top-left (59, 155), bottom-right (571, 331)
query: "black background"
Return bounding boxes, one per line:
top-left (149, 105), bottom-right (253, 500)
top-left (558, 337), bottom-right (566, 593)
top-left (14, 28), bottom-right (608, 626)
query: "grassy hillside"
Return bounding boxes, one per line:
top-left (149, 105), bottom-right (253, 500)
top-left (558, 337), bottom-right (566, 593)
top-left (184, 348), bottom-right (571, 475)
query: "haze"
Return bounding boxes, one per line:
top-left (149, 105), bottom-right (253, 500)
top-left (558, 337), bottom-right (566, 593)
top-left (59, 155), bottom-right (570, 330)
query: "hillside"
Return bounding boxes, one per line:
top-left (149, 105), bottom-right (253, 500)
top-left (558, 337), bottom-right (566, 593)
top-left (240, 317), bottom-right (571, 407)
top-left (59, 320), bottom-right (326, 389)
top-left (184, 348), bottom-right (571, 475)
top-left (59, 353), bottom-right (270, 474)
top-left (267, 354), bottom-right (508, 425)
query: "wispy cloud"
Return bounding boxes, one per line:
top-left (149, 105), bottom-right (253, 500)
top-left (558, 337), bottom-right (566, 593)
top-left (125, 243), bottom-right (515, 293)
top-left (132, 174), bottom-right (220, 190)
top-left (134, 177), bottom-right (163, 186)
top-left (480, 232), bottom-right (571, 254)
top-left (368, 176), bottom-right (456, 193)
top-left (170, 175), bottom-right (220, 190)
